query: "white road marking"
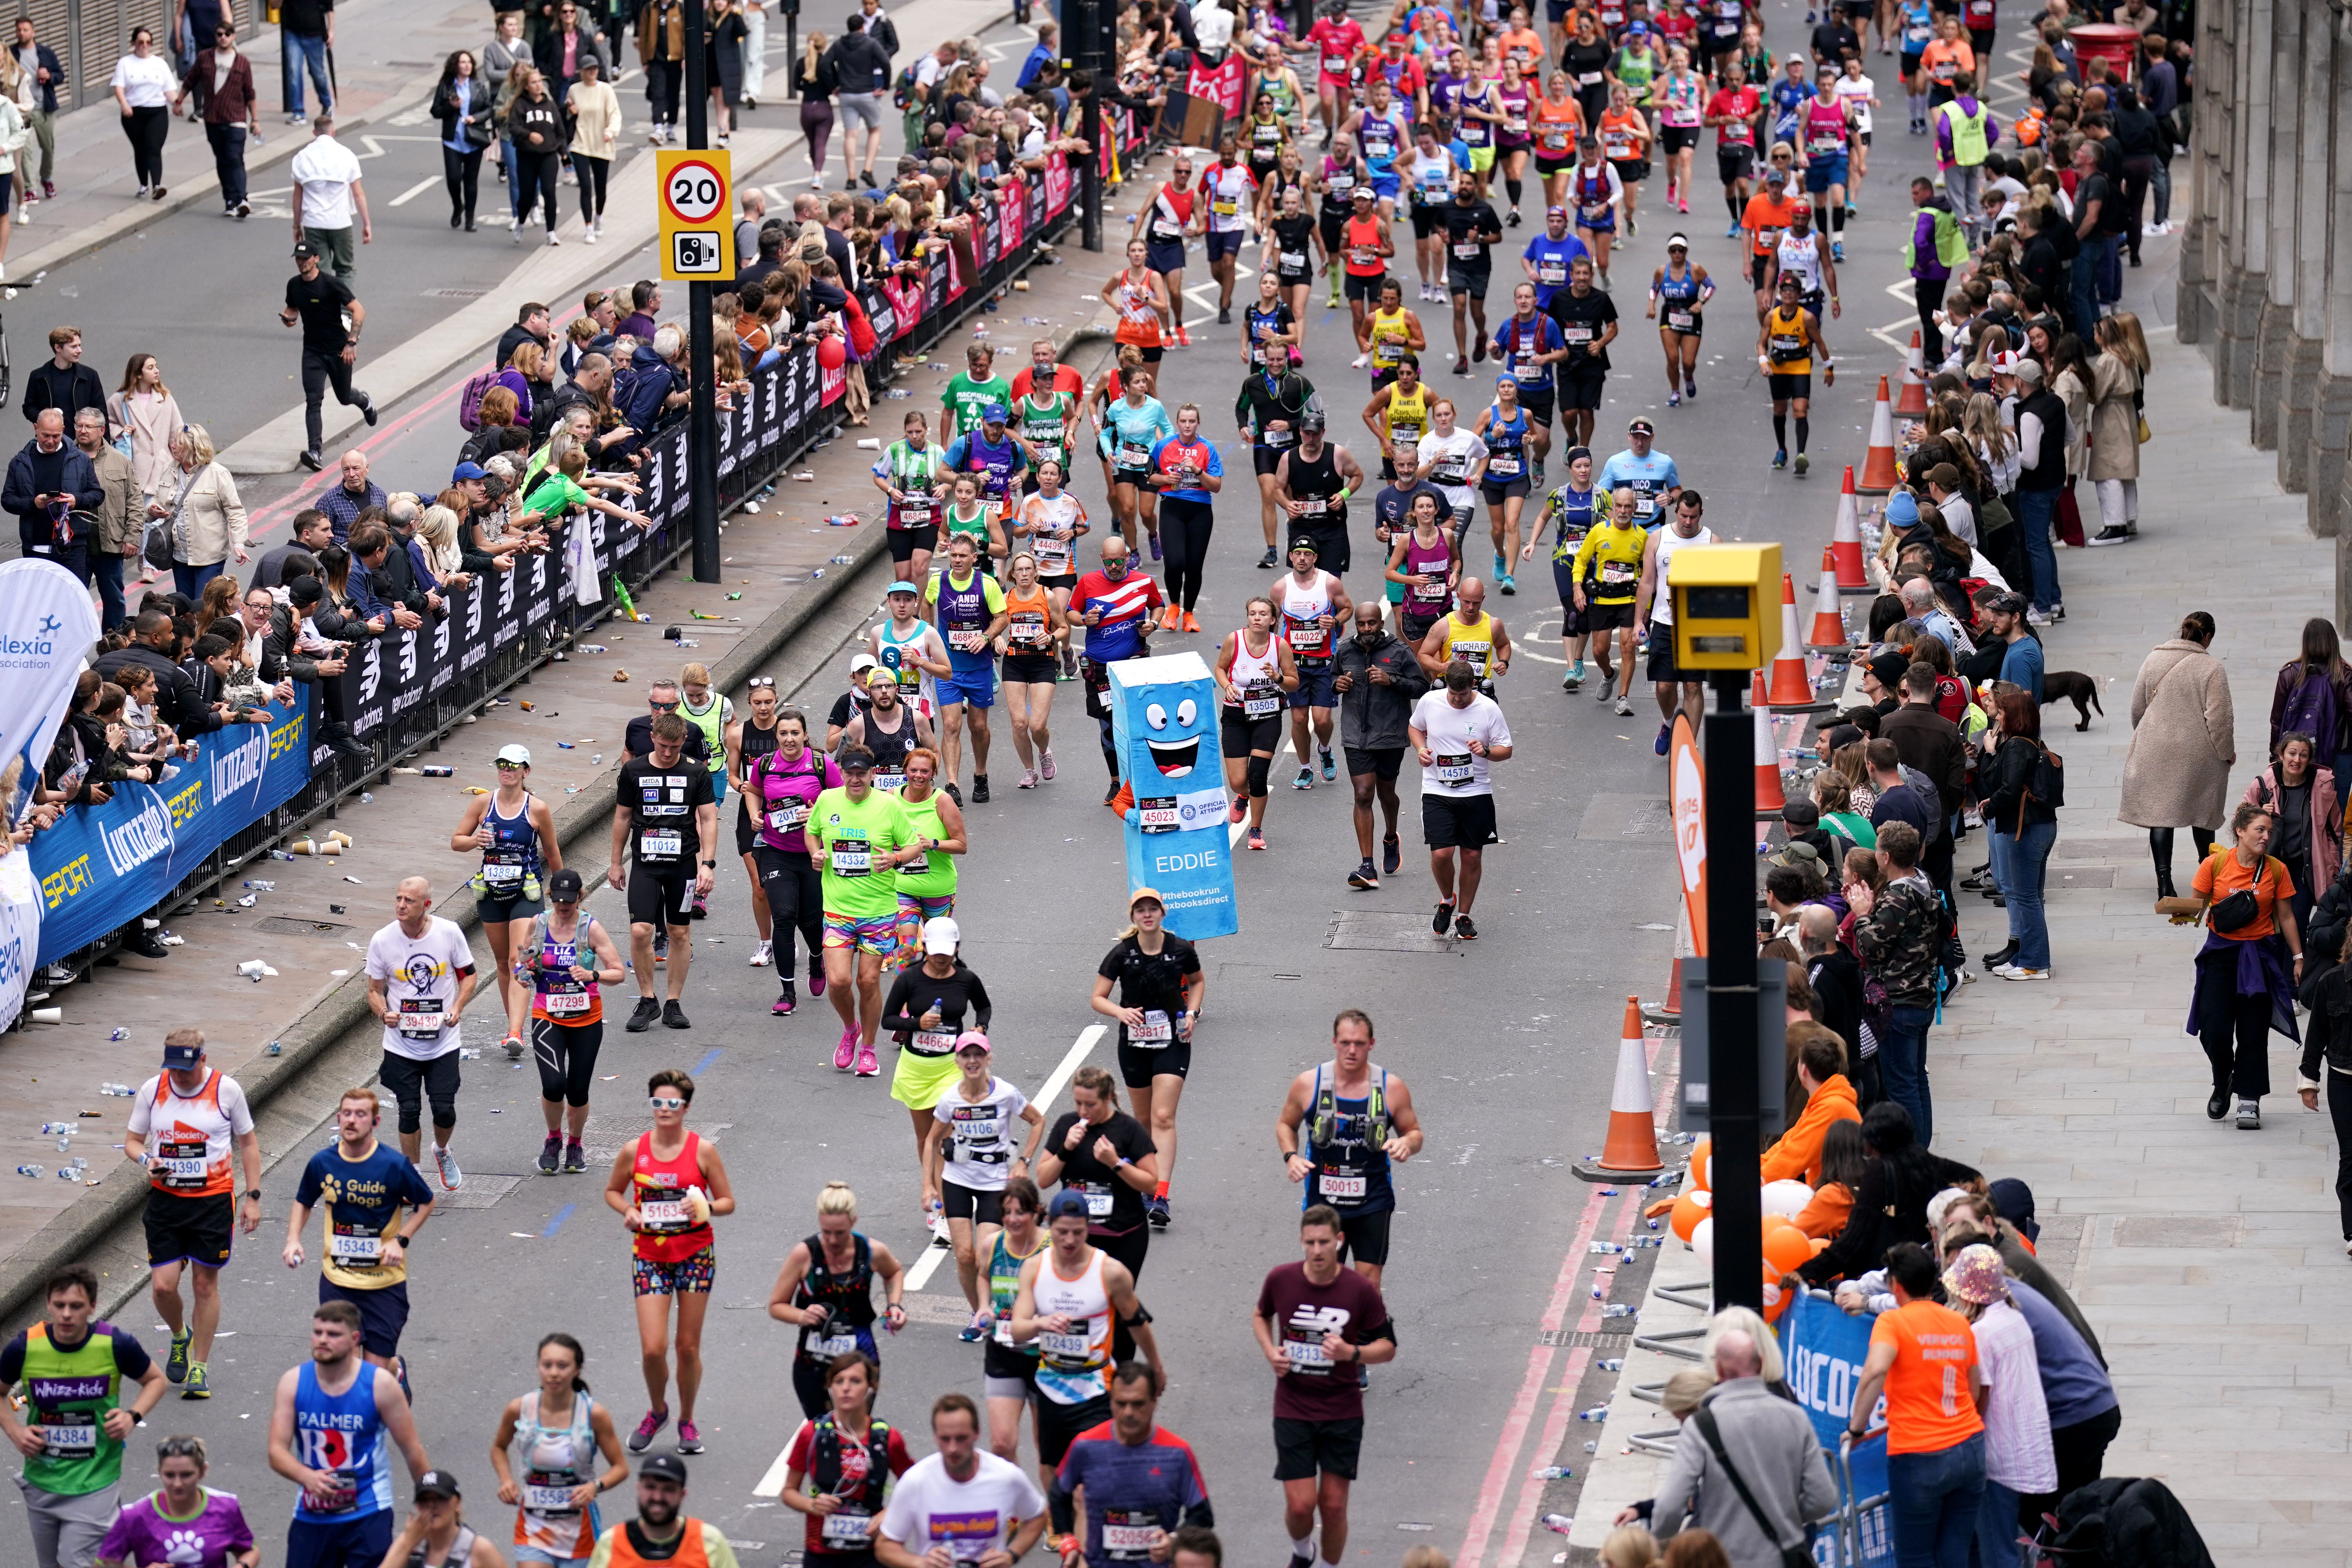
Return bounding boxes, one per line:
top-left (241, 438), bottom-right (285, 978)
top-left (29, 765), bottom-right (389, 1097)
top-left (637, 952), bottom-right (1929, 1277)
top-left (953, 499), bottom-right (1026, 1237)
top-left (1229, 736), bottom-right (1296, 846)
top-left (387, 176), bottom-right (441, 209)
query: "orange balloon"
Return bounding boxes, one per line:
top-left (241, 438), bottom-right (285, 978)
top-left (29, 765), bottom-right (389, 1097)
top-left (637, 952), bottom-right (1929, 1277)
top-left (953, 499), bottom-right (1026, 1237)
top-left (1763, 1225), bottom-right (1815, 1276)
top-left (1760, 1213), bottom-right (1798, 1238)
top-left (1670, 1189), bottom-right (1713, 1242)
top-left (1688, 1138), bottom-right (1712, 1191)
top-left (1761, 1275), bottom-right (1791, 1324)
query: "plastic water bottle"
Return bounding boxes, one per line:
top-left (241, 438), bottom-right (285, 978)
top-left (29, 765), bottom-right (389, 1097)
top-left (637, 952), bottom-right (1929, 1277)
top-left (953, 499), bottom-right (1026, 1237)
top-left (1529, 1465), bottom-right (1574, 1480)
top-left (38, 1122), bottom-right (72, 1135)
top-left (1599, 1304), bottom-right (1636, 1319)
top-left (1576, 1405), bottom-right (1610, 1422)
top-left (1590, 1241), bottom-right (1624, 1254)
top-left (54, 1166), bottom-right (76, 1179)
top-left (1539, 1515), bottom-right (1574, 1537)
top-left (1583, 1441), bottom-right (1599, 1453)
top-left (99, 1083), bottom-right (134, 1097)
top-left (1597, 1357), bottom-right (1625, 1372)
top-left (16, 1164), bottom-right (42, 1177)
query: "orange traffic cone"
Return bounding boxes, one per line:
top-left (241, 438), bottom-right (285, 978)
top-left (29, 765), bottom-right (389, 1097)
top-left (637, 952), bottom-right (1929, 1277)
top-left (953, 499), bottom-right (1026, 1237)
top-left (1896, 329), bottom-right (1929, 417)
top-left (1831, 466), bottom-right (1868, 592)
top-left (1808, 548), bottom-right (1847, 647)
top-left (1641, 901), bottom-right (1694, 1027)
top-left (1751, 670), bottom-right (1786, 815)
top-left (1766, 575), bottom-right (1816, 708)
top-left (1858, 376), bottom-right (1900, 492)
top-left (1575, 998), bottom-right (1664, 1179)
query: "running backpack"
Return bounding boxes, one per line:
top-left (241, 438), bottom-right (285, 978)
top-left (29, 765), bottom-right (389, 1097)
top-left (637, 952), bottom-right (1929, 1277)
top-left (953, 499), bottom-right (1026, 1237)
top-left (457, 367), bottom-right (501, 433)
top-left (2279, 667), bottom-right (2343, 756)
top-left (891, 60), bottom-right (923, 110)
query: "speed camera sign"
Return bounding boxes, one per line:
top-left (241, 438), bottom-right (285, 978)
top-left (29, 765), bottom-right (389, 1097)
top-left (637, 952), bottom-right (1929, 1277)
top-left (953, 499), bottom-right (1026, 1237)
top-left (656, 149), bottom-right (734, 281)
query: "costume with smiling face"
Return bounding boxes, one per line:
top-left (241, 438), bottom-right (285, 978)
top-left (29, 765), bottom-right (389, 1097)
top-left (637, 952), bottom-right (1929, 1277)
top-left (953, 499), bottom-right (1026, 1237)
top-left (1109, 652), bottom-right (1238, 939)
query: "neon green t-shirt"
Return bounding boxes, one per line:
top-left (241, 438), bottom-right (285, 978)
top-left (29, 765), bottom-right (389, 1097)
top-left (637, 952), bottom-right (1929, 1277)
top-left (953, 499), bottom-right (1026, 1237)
top-left (809, 786), bottom-right (915, 920)
top-left (942, 372), bottom-right (1015, 439)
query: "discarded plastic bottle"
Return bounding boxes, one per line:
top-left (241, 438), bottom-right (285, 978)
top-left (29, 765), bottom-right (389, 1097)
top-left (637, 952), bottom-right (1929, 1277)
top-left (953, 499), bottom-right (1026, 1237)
top-left (1576, 1405), bottom-right (1610, 1422)
top-left (1598, 1304), bottom-right (1637, 1319)
top-left (99, 1083), bottom-right (134, 1097)
top-left (1597, 1358), bottom-right (1625, 1372)
top-left (54, 1166), bottom-right (76, 1179)
top-left (360, 792), bottom-right (375, 804)
top-left (1590, 1241), bottom-right (1623, 1254)
top-left (245, 880), bottom-right (275, 891)
top-left (38, 1122), bottom-right (72, 1135)
top-left (107, 1027), bottom-right (128, 1041)
top-left (1583, 1441), bottom-right (1599, 1454)
top-left (421, 766), bottom-right (455, 778)
top-left (1539, 1515), bottom-right (1574, 1537)
top-left (16, 1165), bottom-right (42, 1177)
top-left (1529, 1465), bottom-right (1574, 1480)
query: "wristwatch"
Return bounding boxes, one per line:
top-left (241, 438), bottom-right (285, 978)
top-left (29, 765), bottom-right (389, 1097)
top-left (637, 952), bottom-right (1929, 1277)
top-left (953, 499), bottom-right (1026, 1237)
top-left (244, 1187), bottom-right (262, 1201)
top-left (700, 858), bottom-right (718, 867)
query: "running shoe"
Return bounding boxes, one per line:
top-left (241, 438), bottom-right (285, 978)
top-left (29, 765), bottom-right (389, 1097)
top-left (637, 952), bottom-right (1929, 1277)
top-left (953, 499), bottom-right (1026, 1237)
top-left (181, 1363), bottom-right (210, 1400)
top-left (809, 951), bottom-right (826, 997)
top-left (1174, 326), bottom-right (1191, 348)
top-left (1508, 206), bottom-right (1521, 226)
top-left (2088, 526), bottom-right (2130, 546)
top-left (855, 1044), bottom-right (880, 1076)
top-left (1248, 826), bottom-right (1267, 850)
top-left (1615, 695), bottom-right (1635, 716)
top-left (1725, 221), bottom-right (1742, 239)
top-left (1018, 768), bottom-right (1038, 789)
top-left (944, 782), bottom-right (962, 805)
top-left (750, 940), bottom-right (773, 967)
top-left (2236, 1099), bottom-right (2261, 1130)
top-left (972, 775), bottom-right (991, 804)
top-left (1218, 305), bottom-right (1232, 325)
top-left (1259, 547), bottom-right (1279, 568)
top-left (1293, 766), bottom-right (1314, 789)
top-left (1773, 449), bottom-right (1788, 470)
top-left (563, 1140), bottom-right (587, 1173)
top-left (1595, 678), bottom-right (1615, 703)
top-left (1161, 604), bottom-right (1183, 631)
top-left (1831, 241), bottom-right (1844, 262)
top-left (629, 1410), bottom-right (670, 1453)
top-left (1498, 573), bottom-right (1516, 595)
top-left (676, 1421), bottom-right (704, 1454)
top-left (653, 927), bottom-right (669, 962)
top-left (959, 1310), bottom-right (992, 1343)
top-left (1563, 663), bottom-right (1583, 692)
top-left (1655, 724), bottom-right (1670, 756)
top-left (1320, 747), bottom-right (1336, 781)
top-left (538, 1132), bottom-right (562, 1175)
top-left (435, 1145), bottom-right (464, 1191)
top-left (1229, 796), bottom-right (1249, 824)
top-left (1474, 339), bottom-right (1488, 362)
top-left (1794, 453), bottom-right (1809, 476)
top-left (1349, 858), bottom-right (1379, 888)
top-left (501, 1033), bottom-right (524, 1060)
top-left (1183, 610), bottom-right (1200, 632)
top-left (1993, 964), bottom-right (2050, 981)
top-left (690, 890), bottom-right (708, 919)
top-left (1456, 356), bottom-right (1472, 377)
top-left (1493, 551), bottom-right (1506, 579)
top-left (167, 1328), bottom-right (191, 1383)
top-left (1149, 533), bottom-right (1163, 561)
top-left (834, 1027), bottom-right (857, 1071)
top-left (662, 1000), bottom-right (691, 1030)
top-left (1668, 392), bottom-right (1680, 408)
top-left (1146, 1194), bottom-right (1172, 1228)
top-left (1431, 900), bottom-right (1454, 935)
top-left (1454, 913), bottom-right (1479, 940)
top-left (774, 984), bottom-right (797, 1016)
top-left (1383, 834), bottom-right (1401, 877)
top-left (1686, 381), bottom-right (1697, 399)
top-left (1040, 748), bottom-right (1056, 780)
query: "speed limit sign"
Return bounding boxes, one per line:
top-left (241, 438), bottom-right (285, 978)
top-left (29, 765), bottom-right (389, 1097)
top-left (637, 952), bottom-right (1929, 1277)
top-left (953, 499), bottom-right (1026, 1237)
top-left (656, 149), bottom-right (734, 281)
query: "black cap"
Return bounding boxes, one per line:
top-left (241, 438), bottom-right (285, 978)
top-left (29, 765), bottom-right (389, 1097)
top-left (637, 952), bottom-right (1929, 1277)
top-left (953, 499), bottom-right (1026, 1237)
top-left (292, 240), bottom-right (318, 260)
top-left (640, 1453), bottom-right (689, 1485)
top-left (1781, 798), bottom-right (1822, 827)
top-left (1987, 590), bottom-right (2029, 615)
top-left (414, 1470), bottom-right (461, 1501)
top-left (1866, 652), bottom-right (1909, 687)
top-left (548, 867), bottom-right (585, 902)
top-left (1288, 535), bottom-right (1320, 556)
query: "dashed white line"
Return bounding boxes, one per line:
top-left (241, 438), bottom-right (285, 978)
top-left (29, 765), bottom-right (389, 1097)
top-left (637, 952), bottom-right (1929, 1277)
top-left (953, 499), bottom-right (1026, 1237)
top-left (387, 176), bottom-right (441, 209)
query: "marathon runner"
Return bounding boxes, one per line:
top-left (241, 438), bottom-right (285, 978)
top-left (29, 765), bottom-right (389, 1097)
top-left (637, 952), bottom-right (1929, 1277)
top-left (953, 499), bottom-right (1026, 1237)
top-left (1261, 190), bottom-right (1321, 356)
top-left (1799, 62), bottom-right (1855, 257)
top-left (1416, 576), bottom-right (1513, 701)
top-left (283, 1088), bottom-right (436, 1393)
top-left (869, 581), bottom-right (949, 730)
top-left (1010, 338), bottom-right (1089, 407)
top-left (1048, 1366), bottom-right (1212, 1568)
top-left (1334, 599), bottom-right (1432, 890)
top-left (1765, 197), bottom-right (1839, 323)
top-left (1544, 253), bottom-right (1619, 452)
top-left (1494, 283), bottom-right (1569, 487)
top-left (489, 1333), bottom-right (630, 1565)
top-left (1201, 134), bottom-right (1259, 326)
top-left (945, 406), bottom-right (1032, 534)
top-left (1402, 658), bottom-right (1515, 931)
top-left (605, 1067), bottom-right (735, 1456)
top-left (1032, 1069), bottom-right (1160, 1355)
top-left (1530, 71), bottom-right (1588, 214)
top-left (1090, 890), bottom-right (1205, 1228)
top-left (828, 656), bottom-right (878, 752)
top-left (1315, 136), bottom-right (1368, 312)
top-left (1361, 354), bottom-right (1430, 482)
top-left (1239, 345), bottom-right (1324, 569)
top-left (875, 1394), bottom-right (1049, 1568)
top-left (1242, 90), bottom-right (1294, 187)
top-left (508, 869), bottom-right (626, 1172)
top-left (1097, 367), bottom-right (1174, 556)
top-left (882, 911), bottom-right (989, 1218)
top-left (362, 877), bottom-right (478, 1189)
top-left (1654, 47), bottom-right (1706, 214)
top-left (125, 1030), bottom-right (261, 1402)
top-left (1438, 174), bottom-right (1506, 377)
top-left (1071, 539), bottom-right (1165, 798)
top-left (1566, 136), bottom-right (1624, 285)
top-left (1214, 602), bottom-right (1303, 849)
top-left (266, 1300), bottom-right (429, 1568)
top-left (725, 677), bottom-right (786, 968)
top-left (0, 1266), bottom-right (167, 1568)
top-left (940, 474), bottom-right (1011, 573)
top-left (1272, 412), bottom-right (1366, 575)
top-left (874, 411), bottom-right (948, 592)
top-left (381, 1473), bottom-right (503, 1568)
top-left (998, 551), bottom-right (1072, 788)
top-left (1276, 1009), bottom-right (1428, 1281)
top-left (748, 709), bottom-right (842, 1016)
top-left (1336, 188), bottom-right (1393, 340)
top-left (1243, 271), bottom-right (1302, 376)
top-left (1144, 405), bottom-right (1224, 633)
top-left (609, 716), bottom-right (719, 1033)
top-left (1134, 155), bottom-right (1201, 350)
top-left (97, 1434), bottom-right (259, 1568)
top-left (982, 1178), bottom-right (1052, 1480)
top-left (1008, 463), bottom-right (1090, 671)
top-left (1011, 1190), bottom-right (1167, 1477)
top-left (1341, 77), bottom-right (1410, 221)
top-left (450, 744), bottom-right (561, 1052)
top-left (1639, 489), bottom-right (1716, 752)
top-left (1595, 417), bottom-right (1683, 524)
top-left (1833, 56), bottom-right (1877, 207)
top-left (1521, 207), bottom-right (1591, 314)
top-left (1646, 236), bottom-right (1714, 405)
top-left (1490, 59), bottom-right (1535, 227)
top-left (1739, 162), bottom-right (1805, 319)
top-left (778, 1352), bottom-right (914, 1563)
top-left (809, 746), bottom-right (923, 1076)
top-left (944, 345), bottom-right (1015, 443)
top-left (679, 664), bottom-right (735, 816)
top-left (1414, 399), bottom-right (1492, 576)
top-left (1107, 240), bottom-right (1172, 371)
top-left (1706, 61), bottom-right (1763, 237)
top-left (1572, 487), bottom-right (1650, 715)
top-left (1451, 54), bottom-right (1500, 199)
top-left (1013, 372), bottom-right (1080, 500)
top-left (845, 665), bottom-right (938, 797)
top-left (586, 1454), bottom-right (741, 1568)
top-left (768, 1183), bottom-right (909, 1420)
top-left (923, 532), bottom-right (1009, 804)
top-left (1277, 537), bottom-right (1352, 791)
top-left (1470, 379), bottom-right (1534, 582)
top-left (1295, 0), bottom-right (1368, 148)
top-left (1403, 122), bottom-right (1461, 304)
top-left (1370, 445), bottom-right (1448, 628)
top-left (1357, 279), bottom-right (1424, 392)
top-left (1756, 269), bottom-right (1835, 473)
top-left (922, 1034), bottom-right (1045, 1337)
top-left (1385, 492), bottom-right (1460, 650)
top-left (1252, 1205), bottom-right (1398, 1568)
top-left (1526, 446), bottom-right (1600, 690)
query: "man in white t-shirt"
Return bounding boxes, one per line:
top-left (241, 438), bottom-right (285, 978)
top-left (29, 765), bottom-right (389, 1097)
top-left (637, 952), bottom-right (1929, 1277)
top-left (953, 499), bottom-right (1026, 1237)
top-left (878, 1392), bottom-right (1050, 1568)
top-left (288, 113), bottom-right (370, 282)
top-left (1408, 662), bottom-right (1514, 942)
top-left (363, 876), bottom-right (479, 1192)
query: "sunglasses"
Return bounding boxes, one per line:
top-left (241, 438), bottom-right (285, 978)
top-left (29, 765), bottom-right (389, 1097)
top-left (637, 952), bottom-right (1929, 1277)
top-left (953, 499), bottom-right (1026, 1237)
top-left (747, 676), bottom-right (776, 689)
top-left (495, 760), bottom-right (526, 771)
top-left (648, 1095), bottom-right (687, 1111)
top-left (648, 699), bottom-right (679, 711)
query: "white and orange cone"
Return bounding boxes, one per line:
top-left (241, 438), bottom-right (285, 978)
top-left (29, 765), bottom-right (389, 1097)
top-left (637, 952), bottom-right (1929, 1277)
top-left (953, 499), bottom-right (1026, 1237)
top-left (1808, 548), bottom-right (1847, 647)
top-left (1859, 376), bottom-right (1900, 492)
top-left (1575, 998), bottom-right (1664, 1178)
top-left (1831, 466), bottom-right (1869, 592)
top-left (1766, 575), bottom-right (1817, 708)
top-left (1896, 329), bottom-right (1929, 417)
top-left (1752, 670), bottom-right (1786, 814)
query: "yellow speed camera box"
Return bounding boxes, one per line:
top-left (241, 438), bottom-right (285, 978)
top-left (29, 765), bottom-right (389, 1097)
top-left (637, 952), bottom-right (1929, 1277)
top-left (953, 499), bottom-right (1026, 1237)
top-left (1668, 543), bottom-right (1782, 671)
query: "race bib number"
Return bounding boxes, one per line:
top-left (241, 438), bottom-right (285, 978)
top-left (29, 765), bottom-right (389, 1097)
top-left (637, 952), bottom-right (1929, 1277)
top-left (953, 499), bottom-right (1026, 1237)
top-left (1119, 441), bottom-right (1150, 469)
top-left (1563, 323), bottom-right (1593, 344)
top-left (1350, 245), bottom-right (1377, 267)
top-left (157, 1155), bottom-right (206, 1183)
top-left (1434, 752), bottom-right (1475, 785)
top-left (1243, 688), bottom-right (1281, 717)
top-left (1213, 197), bottom-right (1238, 217)
top-left (1601, 560), bottom-right (1639, 585)
top-left (639, 830), bottom-right (682, 858)
top-left (1081, 1183), bottom-right (1114, 1217)
top-left (1453, 241), bottom-right (1481, 259)
top-left (1284, 1336), bottom-right (1334, 1368)
top-left (898, 499), bottom-right (933, 525)
top-left (1103, 1523), bottom-right (1161, 1555)
top-left (397, 998), bottom-right (445, 1040)
top-left (1012, 614), bottom-right (1049, 647)
top-left (1280, 249), bottom-right (1307, 270)
top-left (1323, 54), bottom-right (1349, 75)
top-left (1040, 1329), bottom-right (1093, 1358)
top-left (1137, 797), bottom-right (1180, 832)
top-left (1152, 217), bottom-right (1183, 239)
top-left (545, 989), bottom-right (592, 1016)
top-left (310, 1472), bottom-right (360, 1512)
top-left (1487, 454), bottom-right (1522, 477)
top-left (1578, 70), bottom-right (1603, 85)
top-left (483, 861), bottom-right (522, 884)
top-left (524, 1483), bottom-right (580, 1515)
top-left (873, 770), bottom-right (906, 793)
top-left (949, 628), bottom-right (988, 653)
top-left (639, 1198), bottom-right (690, 1229)
top-left (824, 1512), bottom-right (878, 1545)
top-left (329, 1227), bottom-right (382, 1263)
top-left (1666, 309), bottom-right (1696, 332)
top-left (768, 802), bottom-right (810, 831)
top-left (1129, 1009), bottom-right (1173, 1043)
top-left (1290, 624), bottom-right (1327, 653)
top-left (1265, 425), bottom-right (1296, 448)
top-left (811, 1329), bottom-right (860, 1358)
top-left (912, 1029), bottom-right (958, 1054)
top-left (831, 844), bottom-right (873, 875)
top-left (1412, 577), bottom-right (1448, 602)
top-left (1319, 1171), bottom-right (1368, 1200)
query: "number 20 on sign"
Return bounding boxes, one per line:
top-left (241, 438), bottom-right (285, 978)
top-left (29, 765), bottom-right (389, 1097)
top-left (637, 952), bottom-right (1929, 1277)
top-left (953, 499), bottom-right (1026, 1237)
top-left (657, 149), bottom-right (734, 282)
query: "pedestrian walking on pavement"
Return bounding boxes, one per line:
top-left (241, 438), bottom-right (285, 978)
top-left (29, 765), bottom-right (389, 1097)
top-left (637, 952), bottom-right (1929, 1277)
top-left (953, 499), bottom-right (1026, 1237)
top-left (704, 0), bottom-right (749, 145)
top-left (2240, 732), bottom-right (2340, 939)
top-left (289, 114), bottom-right (370, 280)
top-left (823, 15), bottom-right (895, 189)
top-left (795, 32), bottom-right (838, 189)
top-left (566, 56), bottom-right (620, 243)
top-left (2271, 617), bottom-right (2352, 791)
top-left (281, 241), bottom-right (379, 471)
top-left (278, 0), bottom-right (333, 122)
top-left (105, 353), bottom-right (183, 503)
top-left (1980, 689), bottom-right (2061, 982)
top-left (506, 66), bottom-right (567, 245)
top-left (111, 27), bottom-right (178, 200)
top-left (2120, 610), bottom-right (2235, 900)
top-left (175, 21), bottom-right (257, 219)
top-left (434, 50), bottom-right (495, 232)
top-left (11, 18), bottom-right (60, 200)
top-left (2295, 897), bottom-right (2352, 1256)
top-left (2188, 800), bottom-right (2304, 1131)
top-left (0, 60), bottom-right (31, 282)
top-left (637, 0), bottom-right (686, 145)
top-left (486, 11), bottom-right (534, 193)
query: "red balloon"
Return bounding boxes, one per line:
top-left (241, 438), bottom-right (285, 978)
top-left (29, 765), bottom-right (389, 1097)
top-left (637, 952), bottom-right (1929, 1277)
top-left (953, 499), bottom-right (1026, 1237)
top-left (817, 335), bottom-right (848, 371)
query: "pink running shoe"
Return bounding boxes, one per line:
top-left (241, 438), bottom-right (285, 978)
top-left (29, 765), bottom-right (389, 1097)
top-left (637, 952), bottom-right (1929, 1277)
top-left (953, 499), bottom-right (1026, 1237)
top-left (627, 1408), bottom-right (670, 1452)
top-left (834, 1027), bottom-right (857, 1071)
top-left (855, 1043), bottom-right (880, 1076)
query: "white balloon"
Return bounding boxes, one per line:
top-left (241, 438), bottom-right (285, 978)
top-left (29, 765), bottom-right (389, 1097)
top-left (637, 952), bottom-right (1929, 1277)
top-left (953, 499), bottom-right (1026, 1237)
top-left (1700, 1153), bottom-right (1712, 1189)
top-left (1690, 1187), bottom-right (1713, 1210)
top-left (1690, 1216), bottom-right (1715, 1272)
top-left (1760, 1180), bottom-right (1815, 1220)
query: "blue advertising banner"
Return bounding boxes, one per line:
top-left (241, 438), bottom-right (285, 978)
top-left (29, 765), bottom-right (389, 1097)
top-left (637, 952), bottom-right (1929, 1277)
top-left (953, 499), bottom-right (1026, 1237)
top-left (31, 693), bottom-right (313, 963)
top-left (1108, 654), bottom-right (1238, 941)
top-left (1779, 1290), bottom-right (1895, 1567)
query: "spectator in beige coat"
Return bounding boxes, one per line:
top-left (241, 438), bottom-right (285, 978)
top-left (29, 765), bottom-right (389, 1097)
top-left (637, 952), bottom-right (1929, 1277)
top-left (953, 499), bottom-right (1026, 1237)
top-left (2121, 609), bottom-right (2236, 900)
top-left (146, 421), bottom-right (247, 600)
top-left (2085, 312), bottom-right (2147, 545)
top-left (105, 352), bottom-right (183, 500)
top-left (566, 56), bottom-right (621, 243)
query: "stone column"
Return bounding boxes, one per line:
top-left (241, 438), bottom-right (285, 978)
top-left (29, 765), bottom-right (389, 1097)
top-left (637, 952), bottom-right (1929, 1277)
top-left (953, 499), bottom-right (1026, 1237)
top-left (2249, 0), bottom-right (2299, 451)
top-left (2308, 15), bottom-right (2352, 530)
top-left (2216, 0), bottom-right (2272, 411)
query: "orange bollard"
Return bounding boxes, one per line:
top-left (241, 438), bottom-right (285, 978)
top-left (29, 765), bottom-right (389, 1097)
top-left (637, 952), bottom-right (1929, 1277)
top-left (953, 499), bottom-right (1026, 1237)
top-left (1576, 998), bottom-right (1665, 1178)
top-left (1751, 670), bottom-right (1786, 813)
top-left (1858, 376), bottom-right (1900, 492)
top-left (1896, 329), bottom-right (1929, 417)
top-left (1766, 575), bottom-right (1816, 708)
top-left (1808, 547), bottom-right (1848, 646)
top-left (1831, 466), bottom-right (1869, 591)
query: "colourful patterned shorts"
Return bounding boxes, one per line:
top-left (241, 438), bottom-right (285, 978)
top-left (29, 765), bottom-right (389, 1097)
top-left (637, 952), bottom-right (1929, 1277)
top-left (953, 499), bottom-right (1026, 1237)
top-left (823, 910), bottom-right (901, 956)
top-left (894, 892), bottom-right (956, 970)
top-left (632, 1245), bottom-right (716, 1298)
